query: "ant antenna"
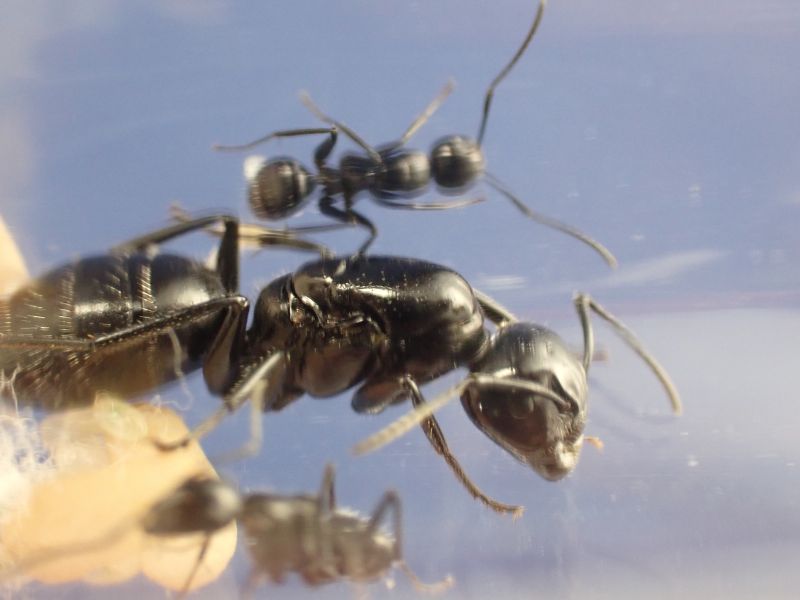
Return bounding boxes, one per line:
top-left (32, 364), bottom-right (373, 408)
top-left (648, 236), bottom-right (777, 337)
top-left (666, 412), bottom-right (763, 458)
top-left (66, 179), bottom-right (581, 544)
top-left (299, 91), bottom-right (384, 164)
top-left (484, 173), bottom-right (618, 268)
top-left (213, 127), bottom-right (334, 153)
top-left (477, 0), bottom-right (547, 146)
top-left (396, 79), bottom-right (456, 147)
top-left (352, 375), bottom-right (567, 457)
top-left (573, 293), bottom-right (683, 414)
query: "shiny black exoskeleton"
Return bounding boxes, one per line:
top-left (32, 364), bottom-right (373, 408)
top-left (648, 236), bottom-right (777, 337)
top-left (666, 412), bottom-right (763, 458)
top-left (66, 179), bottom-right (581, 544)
top-left (141, 465), bottom-right (452, 595)
top-left (0, 214), bottom-right (332, 410)
top-left (172, 250), bottom-right (680, 516)
top-left (0, 215), bottom-right (679, 516)
top-left (214, 0), bottom-right (617, 267)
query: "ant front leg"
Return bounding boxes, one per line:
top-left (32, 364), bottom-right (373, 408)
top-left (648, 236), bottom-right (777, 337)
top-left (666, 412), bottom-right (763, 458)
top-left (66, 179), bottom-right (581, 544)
top-left (157, 351), bottom-right (289, 456)
top-left (367, 485), bottom-right (456, 594)
top-left (167, 205), bottom-right (347, 260)
top-left (400, 375), bottom-right (523, 517)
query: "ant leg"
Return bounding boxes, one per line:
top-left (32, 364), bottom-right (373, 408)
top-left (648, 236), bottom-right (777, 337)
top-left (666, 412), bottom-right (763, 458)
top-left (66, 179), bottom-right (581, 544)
top-left (168, 205), bottom-right (344, 258)
top-left (213, 127), bottom-right (336, 153)
top-left (319, 195), bottom-right (377, 254)
top-left (401, 375), bottom-right (523, 517)
top-left (477, 0), bottom-right (547, 145)
top-left (299, 91), bottom-right (384, 165)
top-left (393, 79), bottom-right (456, 148)
top-left (367, 488), bottom-right (455, 593)
top-left (0, 296), bottom-right (247, 354)
top-left (175, 535), bottom-right (212, 600)
top-left (317, 463), bottom-right (336, 514)
top-left (473, 288), bottom-right (517, 326)
top-left (573, 293), bottom-right (682, 414)
top-left (157, 351), bottom-right (287, 452)
top-left (484, 173), bottom-right (619, 269)
top-left (371, 191), bottom-right (484, 211)
top-left (365, 490), bottom-right (403, 563)
top-left (108, 213), bottom-right (242, 293)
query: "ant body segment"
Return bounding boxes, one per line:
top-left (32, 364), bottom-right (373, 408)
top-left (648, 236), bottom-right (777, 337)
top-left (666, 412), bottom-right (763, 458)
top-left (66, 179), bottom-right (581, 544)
top-left (215, 0), bottom-right (618, 267)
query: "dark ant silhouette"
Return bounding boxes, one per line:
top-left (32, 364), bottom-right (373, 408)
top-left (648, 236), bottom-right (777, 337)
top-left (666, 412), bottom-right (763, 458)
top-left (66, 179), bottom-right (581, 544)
top-left (214, 0), bottom-right (618, 268)
top-left (4, 465), bottom-right (453, 597)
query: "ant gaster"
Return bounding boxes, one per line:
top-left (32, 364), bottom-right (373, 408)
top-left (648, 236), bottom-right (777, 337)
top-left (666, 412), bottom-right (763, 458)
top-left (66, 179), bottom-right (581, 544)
top-left (0, 214), bottom-right (332, 410)
top-left (214, 0), bottom-right (618, 268)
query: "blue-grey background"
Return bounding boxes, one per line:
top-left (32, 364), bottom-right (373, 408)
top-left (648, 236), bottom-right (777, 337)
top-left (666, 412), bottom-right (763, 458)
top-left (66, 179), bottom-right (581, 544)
top-left (2, 1), bottom-right (799, 598)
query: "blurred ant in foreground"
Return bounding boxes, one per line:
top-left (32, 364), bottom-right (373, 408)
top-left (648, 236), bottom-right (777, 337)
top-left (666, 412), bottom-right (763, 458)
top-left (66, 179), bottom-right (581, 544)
top-left (4, 465), bottom-right (453, 598)
top-left (215, 0), bottom-right (618, 267)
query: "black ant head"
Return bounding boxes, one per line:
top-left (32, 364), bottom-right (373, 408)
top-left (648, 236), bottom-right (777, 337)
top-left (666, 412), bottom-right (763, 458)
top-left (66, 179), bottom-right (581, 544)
top-left (430, 135), bottom-right (486, 193)
top-left (247, 157), bottom-right (316, 220)
top-left (142, 478), bottom-right (243, 536)
top-left (462, 322), bottom-right (588, 481)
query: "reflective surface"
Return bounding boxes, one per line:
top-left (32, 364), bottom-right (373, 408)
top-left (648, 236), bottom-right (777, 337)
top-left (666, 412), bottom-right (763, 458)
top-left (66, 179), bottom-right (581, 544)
top-left (1, 1), bottom-right (799, 598)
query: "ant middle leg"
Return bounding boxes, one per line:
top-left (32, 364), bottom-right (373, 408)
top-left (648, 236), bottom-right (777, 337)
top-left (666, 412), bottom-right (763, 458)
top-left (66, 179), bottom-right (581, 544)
top-left (319, 195), bottom-right (377, 255)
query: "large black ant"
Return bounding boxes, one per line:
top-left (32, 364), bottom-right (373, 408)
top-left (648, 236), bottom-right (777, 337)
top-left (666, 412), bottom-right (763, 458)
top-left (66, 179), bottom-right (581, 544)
top-left (0, 213), bottom-right (679, 516)
top-left (214, 0), bottom-right (618, 268)
top-left (5, 465), bottom-right (453, 597)
top-left (155, 245), bottom-right (680, 517)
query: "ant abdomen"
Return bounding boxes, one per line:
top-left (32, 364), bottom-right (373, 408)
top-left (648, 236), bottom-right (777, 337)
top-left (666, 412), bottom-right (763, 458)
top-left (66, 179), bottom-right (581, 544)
top-left (248, 157), bottom-right (316, 219)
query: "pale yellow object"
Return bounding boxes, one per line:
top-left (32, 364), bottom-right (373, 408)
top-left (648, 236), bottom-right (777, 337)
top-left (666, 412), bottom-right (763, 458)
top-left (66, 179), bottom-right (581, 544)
top-left (1, 399), bottom-right (237, 591)
top-left (0, 216), bottom-right (28, 295)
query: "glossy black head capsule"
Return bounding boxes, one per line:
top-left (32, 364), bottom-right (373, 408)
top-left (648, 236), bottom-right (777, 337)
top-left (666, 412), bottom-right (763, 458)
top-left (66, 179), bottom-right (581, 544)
top-left (462, 322), bottom-right (587, 481)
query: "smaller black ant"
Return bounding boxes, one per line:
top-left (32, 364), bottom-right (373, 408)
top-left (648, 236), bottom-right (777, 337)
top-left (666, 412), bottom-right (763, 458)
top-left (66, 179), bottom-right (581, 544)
top-left (214, 0), bottom-right (618, 267)
top-left (145, 465), bottom-right (453, 596)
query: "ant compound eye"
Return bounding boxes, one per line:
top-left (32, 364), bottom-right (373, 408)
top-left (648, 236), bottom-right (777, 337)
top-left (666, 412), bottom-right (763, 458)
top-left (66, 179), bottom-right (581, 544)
top-left (248, 158), bottom-right (316, 220)
top-left (431, 135), bottom-right (485, 192)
